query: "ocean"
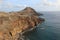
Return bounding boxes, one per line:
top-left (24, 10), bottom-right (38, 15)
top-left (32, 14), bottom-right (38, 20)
top-left (25, 12), bottom-right (60, 40)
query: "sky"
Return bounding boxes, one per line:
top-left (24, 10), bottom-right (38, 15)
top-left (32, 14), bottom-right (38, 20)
top-left (0, 0), bottom-right (60, 11)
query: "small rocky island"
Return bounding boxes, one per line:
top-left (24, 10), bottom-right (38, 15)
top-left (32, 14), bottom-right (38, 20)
top-left (0, 7), bottom-right (44, 40)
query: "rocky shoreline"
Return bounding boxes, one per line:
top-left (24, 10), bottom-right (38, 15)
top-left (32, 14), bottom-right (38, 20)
top-left (0, 7), bottom-right (44, 40)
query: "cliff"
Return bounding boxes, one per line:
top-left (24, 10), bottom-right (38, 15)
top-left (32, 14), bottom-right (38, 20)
top-left (0, 7), bottom-right (44, 40)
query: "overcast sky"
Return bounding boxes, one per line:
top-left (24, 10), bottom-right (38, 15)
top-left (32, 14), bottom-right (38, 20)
top-left (0, 0), bottom-right (60, 11)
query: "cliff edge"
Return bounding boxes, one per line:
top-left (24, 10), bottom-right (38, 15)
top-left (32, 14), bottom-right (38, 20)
top-left (0, 7), bottom-right (44, 40)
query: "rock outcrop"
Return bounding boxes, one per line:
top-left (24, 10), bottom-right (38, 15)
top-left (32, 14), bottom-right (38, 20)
top-left (0, 7), bottom-right (44, 40)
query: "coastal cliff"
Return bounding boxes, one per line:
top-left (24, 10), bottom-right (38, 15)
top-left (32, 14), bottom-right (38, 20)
top-left (0, 7), bottom-right (44, 40)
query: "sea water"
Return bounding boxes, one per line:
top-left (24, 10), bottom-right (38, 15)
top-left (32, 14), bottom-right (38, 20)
top-left (26, 12), bottom-right (60, 40)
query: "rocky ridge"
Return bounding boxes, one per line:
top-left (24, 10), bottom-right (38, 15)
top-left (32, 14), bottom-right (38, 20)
top-left (0, 7), bottom-right (44, 40)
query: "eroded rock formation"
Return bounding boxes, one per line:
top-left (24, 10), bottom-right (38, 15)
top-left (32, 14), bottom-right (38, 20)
top-left (0, 7), bottom-right (44, 40)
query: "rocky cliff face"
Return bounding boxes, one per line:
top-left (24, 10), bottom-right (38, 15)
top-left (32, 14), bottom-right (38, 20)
top-left (0, 7), bottom-right (44, 40)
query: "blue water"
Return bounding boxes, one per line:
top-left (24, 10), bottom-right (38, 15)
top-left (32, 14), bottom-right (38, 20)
top-left (27, 12), bottom-right (60, 40)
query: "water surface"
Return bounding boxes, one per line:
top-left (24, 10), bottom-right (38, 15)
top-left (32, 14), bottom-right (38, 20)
top-left (27, 12), bottom-right (60, 40)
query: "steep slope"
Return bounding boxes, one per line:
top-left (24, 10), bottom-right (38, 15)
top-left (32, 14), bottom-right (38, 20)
top-left (0, 7), bottom-right (44, 40)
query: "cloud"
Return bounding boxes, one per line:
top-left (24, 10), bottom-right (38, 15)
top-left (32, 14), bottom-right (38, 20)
top-left (44, 0), bottom-right (60, 11)
top-left (0, 1), bottom-right (27, 12)
top-left (35, 0), bottom-right (60, 11)
top-left (4, 2), bottom-right (27, 8)
top-left (15, 4), bottom-right (27, 8)
top-left (0, 0), bottom-right (3, 4)
top-left (0, 0), bottom-right (60, 11)
top-left (43, 0), bottom-right (60, 7)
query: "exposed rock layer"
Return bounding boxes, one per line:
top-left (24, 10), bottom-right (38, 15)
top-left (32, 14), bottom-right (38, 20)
top-left (0, 7), bottom-right (44, 40)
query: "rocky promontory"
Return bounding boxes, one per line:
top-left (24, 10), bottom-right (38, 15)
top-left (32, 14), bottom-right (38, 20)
top-left (0, 7), bottom-right (44, 40)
